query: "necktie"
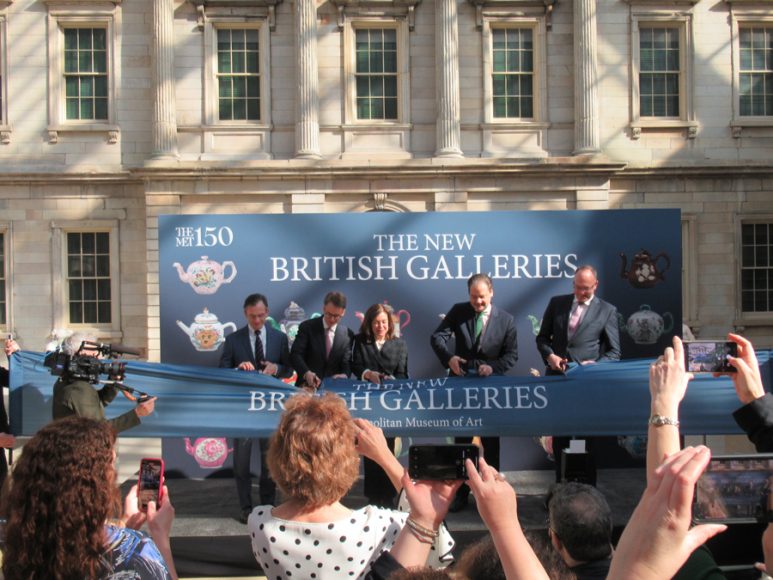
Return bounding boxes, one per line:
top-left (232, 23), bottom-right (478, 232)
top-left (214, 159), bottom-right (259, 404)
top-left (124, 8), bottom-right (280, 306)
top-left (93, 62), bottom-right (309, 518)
top-left (254, 331), bottom-right (264, 365)
top-left (475, 311), bottom-right (484, 341)
top-left (568, 303), bottom-right (585, 338)
top-left (325, 327), bottom-right (333, 358)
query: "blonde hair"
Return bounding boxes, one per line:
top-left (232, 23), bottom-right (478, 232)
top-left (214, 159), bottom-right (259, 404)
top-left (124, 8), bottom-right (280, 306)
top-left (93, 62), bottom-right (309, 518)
top-left (267, 392), bottom-right (360, 508)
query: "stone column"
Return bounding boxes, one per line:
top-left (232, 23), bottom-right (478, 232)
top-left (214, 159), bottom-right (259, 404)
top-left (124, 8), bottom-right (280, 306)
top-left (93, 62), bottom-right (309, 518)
top-left (434, 0), bottom-right (463, 157)
top-left (573, 0), bottom-right (600, 155)
top-left (294, 0), bottom-right (321, 159)
top-left (151, 0), bottom-right (179, 159)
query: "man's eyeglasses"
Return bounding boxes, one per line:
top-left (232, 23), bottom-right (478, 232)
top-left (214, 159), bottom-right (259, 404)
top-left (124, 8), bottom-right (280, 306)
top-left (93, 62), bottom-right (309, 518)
top-left (323, 311), bottom-right (343, 320)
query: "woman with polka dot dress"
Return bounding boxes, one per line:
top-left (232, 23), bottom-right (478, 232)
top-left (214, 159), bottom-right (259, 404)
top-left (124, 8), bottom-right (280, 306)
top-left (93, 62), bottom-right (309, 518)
top-left (247, 392), bottom-right (458, 579)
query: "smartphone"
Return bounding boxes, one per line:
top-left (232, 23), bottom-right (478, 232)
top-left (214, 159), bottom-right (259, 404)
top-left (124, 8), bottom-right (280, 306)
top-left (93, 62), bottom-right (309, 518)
top-left (138, 458), bottom-right (165, 512)
top-left (4, 333), bottom-right (12, 341)
top-left (692, 453), bottom-right (773, 524)
top-left (683, 341), bottom-right (738, 373)
top-left (409, 444), bottom-right (479, 480)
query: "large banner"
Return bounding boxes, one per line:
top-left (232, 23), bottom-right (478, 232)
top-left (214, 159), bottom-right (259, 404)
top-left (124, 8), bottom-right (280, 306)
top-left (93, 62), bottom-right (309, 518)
top-left (156, 209), bottom-right (682, 474)
top-left (160, 210), bottom-right (682, 375)
top-left (10, 351), bottom-right (760, 438)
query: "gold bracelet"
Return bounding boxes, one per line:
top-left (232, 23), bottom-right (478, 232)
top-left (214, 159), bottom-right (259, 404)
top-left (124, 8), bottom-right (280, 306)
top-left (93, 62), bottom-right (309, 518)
top-left (405, 523), bottom-right (434, 544)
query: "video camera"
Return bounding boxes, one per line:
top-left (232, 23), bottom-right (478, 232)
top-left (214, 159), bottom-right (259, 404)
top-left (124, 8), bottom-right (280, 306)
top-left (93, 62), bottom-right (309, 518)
top-left (44, 340), bottom-right (140, 384)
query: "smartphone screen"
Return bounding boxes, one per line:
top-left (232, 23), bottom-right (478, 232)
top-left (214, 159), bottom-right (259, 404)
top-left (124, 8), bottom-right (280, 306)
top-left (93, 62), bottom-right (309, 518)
top-left (409, 444), bottom-right (479, 480)
top-left (692, 454), bottom-right (773, 524)
top-left (138, 458), bottom-right (165, 512)
top-left (683, 341), bottom-right (738, 373)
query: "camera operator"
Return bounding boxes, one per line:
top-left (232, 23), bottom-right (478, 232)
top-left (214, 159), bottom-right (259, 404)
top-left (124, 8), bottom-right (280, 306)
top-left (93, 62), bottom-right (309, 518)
top-left (51, 333), bottom-right (155, 433)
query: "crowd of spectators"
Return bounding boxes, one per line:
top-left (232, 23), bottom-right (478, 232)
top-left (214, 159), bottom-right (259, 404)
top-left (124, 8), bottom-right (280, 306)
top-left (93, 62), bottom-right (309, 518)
top-left (0, 330), bottom-right (770, 578)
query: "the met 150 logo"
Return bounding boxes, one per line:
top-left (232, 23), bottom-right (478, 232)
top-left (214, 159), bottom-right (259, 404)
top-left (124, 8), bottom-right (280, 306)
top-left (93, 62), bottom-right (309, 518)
top-left (175, 226), bottom-right (234, 247)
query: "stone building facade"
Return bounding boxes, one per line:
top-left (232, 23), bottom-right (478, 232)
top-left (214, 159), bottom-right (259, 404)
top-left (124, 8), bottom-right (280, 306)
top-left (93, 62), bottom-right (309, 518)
top-left (0, 0), bottom-right (772, 368)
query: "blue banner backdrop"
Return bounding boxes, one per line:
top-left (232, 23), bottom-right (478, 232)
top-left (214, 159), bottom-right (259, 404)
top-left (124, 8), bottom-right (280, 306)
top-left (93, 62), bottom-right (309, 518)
top-left (159, 210), bottom-right (683, 375)
top-left (11, 351), bottom-right (766, 438)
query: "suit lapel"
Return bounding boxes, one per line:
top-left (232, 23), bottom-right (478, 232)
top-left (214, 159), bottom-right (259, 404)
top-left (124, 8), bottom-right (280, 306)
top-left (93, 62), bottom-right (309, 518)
top-left (241, 327), bottom-right (257, 366)
top-left (574, 299), bottom-right (599, 336)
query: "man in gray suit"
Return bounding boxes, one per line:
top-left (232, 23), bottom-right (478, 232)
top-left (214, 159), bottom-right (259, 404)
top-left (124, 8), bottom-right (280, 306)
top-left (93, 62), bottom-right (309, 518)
top-left (536, 265), bottom-right (620, 483)
top-left (536, 265), bottom-right (620, 374)
top-left (220, 293), bottom-right (293, 521)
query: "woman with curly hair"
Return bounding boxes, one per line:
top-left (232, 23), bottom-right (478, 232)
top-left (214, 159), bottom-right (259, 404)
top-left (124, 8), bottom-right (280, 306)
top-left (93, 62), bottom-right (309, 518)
top-left (248, 391), bottom-right (460, 579)
top-left (2, 415), bottom-right (177, 580)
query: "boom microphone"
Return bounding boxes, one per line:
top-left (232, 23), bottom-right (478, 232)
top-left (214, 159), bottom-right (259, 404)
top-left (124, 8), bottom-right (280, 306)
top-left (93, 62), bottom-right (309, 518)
top-left (106, 343), bottom-right (142, 357)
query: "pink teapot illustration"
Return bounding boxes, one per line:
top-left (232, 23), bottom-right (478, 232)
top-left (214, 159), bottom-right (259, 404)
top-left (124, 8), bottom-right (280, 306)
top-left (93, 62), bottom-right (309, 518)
top-left (176, 308), bottom-right (237, 351)
top-left (619, 249), bottom-right (670, 289)
top-left (173, 256), bottom-right (237, 295)
top-left (184, 437), bottom-right (233, 469)
top-left (355, 301), bottom-right (412, 337)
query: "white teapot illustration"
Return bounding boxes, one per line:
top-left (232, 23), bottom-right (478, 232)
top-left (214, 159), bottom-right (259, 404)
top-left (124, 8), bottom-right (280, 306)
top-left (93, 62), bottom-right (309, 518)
top-left (173, 256), bottom-right (237, 295)
top-left (176, 308), bottom-right (237, 351)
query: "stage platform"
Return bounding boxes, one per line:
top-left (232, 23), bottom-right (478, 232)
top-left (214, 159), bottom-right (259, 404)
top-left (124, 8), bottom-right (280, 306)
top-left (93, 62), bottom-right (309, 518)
top-left (120, 467), bottom-right (766, 578)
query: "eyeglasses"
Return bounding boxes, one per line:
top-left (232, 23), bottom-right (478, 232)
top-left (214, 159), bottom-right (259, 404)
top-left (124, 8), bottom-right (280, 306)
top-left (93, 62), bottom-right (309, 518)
top-left (573, 284), bottom-right (597, 292)
top-left (323, 310), bottom-right (343, 320)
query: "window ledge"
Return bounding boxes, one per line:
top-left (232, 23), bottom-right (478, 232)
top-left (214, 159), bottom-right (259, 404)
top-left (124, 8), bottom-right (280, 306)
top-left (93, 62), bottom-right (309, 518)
top-left (629, 119), bottom-right (698, 140)
top-left (734, 316), bottom-right (773, 329)
top-left (178, 124), bottom-right (273, 133)
top-left (481, 121), bottom-right (550, 131)
top-left (0, 125), bottom-right (11, 145)
top-left (730, 118), bottom-right (773, 138)
top-left (340, 123), bottom-right (413, 131)
top-left (47, 124), bottom-right (119, 144)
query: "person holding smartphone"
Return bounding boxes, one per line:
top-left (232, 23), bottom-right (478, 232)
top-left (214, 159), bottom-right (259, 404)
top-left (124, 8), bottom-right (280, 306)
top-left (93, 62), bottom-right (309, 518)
top-left (430, 273), bottom-right (518, 511)
top-left (352, 302), bottom-right (408, 508)
top-left (1, 416), bottom-right (178, 579)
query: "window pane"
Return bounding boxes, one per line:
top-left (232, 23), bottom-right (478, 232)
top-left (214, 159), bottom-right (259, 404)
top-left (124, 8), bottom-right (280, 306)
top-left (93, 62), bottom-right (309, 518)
top-left (98, 301), bottom-right (112, 323)
top-left (83, 280), bottom-right (97, 300)
top-left (84, 302), bottom-right (97, 323)
top-left (97, 255), bottom-right (110, 277)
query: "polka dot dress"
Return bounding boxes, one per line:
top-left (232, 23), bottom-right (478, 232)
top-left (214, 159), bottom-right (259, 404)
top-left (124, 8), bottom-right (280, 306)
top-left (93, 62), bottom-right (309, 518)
top-left (247, 505), bottom-right (454, 579)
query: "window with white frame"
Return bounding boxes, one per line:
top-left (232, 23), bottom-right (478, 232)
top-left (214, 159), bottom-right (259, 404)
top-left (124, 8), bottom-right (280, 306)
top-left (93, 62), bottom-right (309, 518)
top-left (491, 27), bottom-right (534, 119)
top-left (355, 28), bottom-right (398, 120)
top-left (66, 231), bottom-right (112, 324)
top-left (639, 26), bottom-right (680, 117)
top-left (343, 19), bottom-right (409, 125)
top-left (64, 27), bottom-right (108, 121)
top-left (52, 221), bottom-right (120, 335)
top-left (739, 26), bottom-right (773, 117)
top-left (629, 9), bottom-right (697, 139)
top-left (741, 222), bottom-right (773, 313)
top-left (45, 1), bottom-right (121, 143)
top-left (216, 27), bottom-right (261, 121)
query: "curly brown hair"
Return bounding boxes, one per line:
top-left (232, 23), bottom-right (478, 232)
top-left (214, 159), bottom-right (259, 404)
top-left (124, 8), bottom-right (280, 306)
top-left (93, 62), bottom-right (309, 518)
top-left (2, 416), bottom-right (121, 580)
top-left (267, 392), bottom-right (360, 509)
top-left (358, 302), bottom-right (396, 342)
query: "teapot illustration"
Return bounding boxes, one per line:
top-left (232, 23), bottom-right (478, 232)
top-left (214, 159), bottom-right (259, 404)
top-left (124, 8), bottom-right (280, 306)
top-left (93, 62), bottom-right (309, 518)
top-left (620, 249), bottom-right (670, 289)
top-left (280, 301), bottom-right (307, 346)
top-left (173, 256), bottom-right (237, 295)
top-left (176, 308), bottom-right (237, 351)
top-left (184, 437), bottom-right (233, 469)
top-left (354, 301), bottom-right (412, 337)
top-left (620, 305), bottom-right (674, 345)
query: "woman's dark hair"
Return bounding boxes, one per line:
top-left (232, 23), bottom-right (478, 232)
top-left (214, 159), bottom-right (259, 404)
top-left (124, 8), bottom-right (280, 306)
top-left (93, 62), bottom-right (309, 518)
top-left (2, 416), bottom-right (120, 580)
top-left (359, 302), bottom-right (396, 342)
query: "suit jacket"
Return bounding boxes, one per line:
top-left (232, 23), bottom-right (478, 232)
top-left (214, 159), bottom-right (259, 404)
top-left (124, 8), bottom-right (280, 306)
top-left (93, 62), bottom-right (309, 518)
top-left (219, 324), bottom-right (293, 379)
top-left (733, 392), bottom-right (773, 453)
top-left (52, 377), bottom-right (141, 434)
top-left (430, 302), bottom-right (518, 375)
top-left (290, 317), bottom-right (354, 385)
top-left (351, 335), bottom-right (409, 380)
top-left (536, 294), bottom-right (621, 365)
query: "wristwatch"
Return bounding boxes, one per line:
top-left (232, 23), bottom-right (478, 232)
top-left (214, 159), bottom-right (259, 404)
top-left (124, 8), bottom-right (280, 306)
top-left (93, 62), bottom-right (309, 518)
top-left (648, 414), bottom-right (680, 427)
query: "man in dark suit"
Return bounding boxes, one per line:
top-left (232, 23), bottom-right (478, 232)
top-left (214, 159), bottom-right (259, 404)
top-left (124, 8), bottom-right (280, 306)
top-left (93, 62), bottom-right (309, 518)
top-left (220, 293), bottom-right (293, 521)
top-left (431, 273), bottom-right (518, 511)
top-left (536, 265), bottom-right (621, 483)
top-left (290, 291), bottom-right (353, 389)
